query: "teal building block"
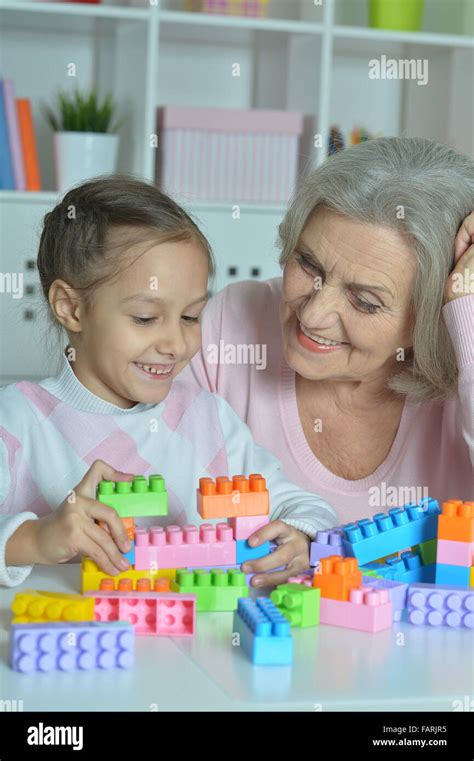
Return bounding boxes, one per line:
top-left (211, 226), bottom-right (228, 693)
top-left (172, 568), bottom-right (248, 611)
top-left (270, 584), bottom-right (320, 627)
top-left (123, 540), bottom-right (135, 566)
top-left (361, 552), bottom-right (435, 583)
top-left (97, 475), bottom-right (168, 518)
top-left (233, 597), bottom-right (293, 666)
top-left (342, 498), bottom-right (440, 565)
top-left (435, 563), bottom-right (470, 586)
top-left (236, 539), bottom-right (270, 564)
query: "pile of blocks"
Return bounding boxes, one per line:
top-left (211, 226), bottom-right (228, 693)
top-left (435, 500), bottom-right (474, 586)
top-left (84, 473), bottom-right (272, 611)
top-left (10, 483), bottom-right (474, 674)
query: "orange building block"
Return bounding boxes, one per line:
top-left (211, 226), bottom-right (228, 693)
top-left (98, 516), bottom-right (134, 541)
top-left (438, 501), bottom-right (474, 542)
top-left (312, 555), bottom-right (362, 601)
top-left (197, 474), bottom-right (269, 519)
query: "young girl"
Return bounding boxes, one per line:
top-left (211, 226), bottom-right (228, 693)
top-left (0, 175), bottom-right (337, 588)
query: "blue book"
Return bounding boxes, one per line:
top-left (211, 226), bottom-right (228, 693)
top-left (0, 80), bottom-right (14, 189)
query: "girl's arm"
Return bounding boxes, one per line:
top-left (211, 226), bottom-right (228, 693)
top-left (0, 513), bottom-right (39, 587)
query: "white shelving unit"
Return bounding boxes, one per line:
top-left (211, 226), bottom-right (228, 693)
top-left (0, 0), bottom-right (473, 382)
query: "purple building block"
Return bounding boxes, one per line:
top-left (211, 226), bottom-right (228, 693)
top-left (407, 583), bottom-right (474, 628)
top-left (310, 527), bottom-right (345, 565)
top-left (10, 621), bottom-right (135, 673)
top-left (362, 576), bottom-right (408, 621)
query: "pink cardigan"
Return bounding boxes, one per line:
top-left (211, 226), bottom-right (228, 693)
top-left (180, 278), bottom-right (473, 525)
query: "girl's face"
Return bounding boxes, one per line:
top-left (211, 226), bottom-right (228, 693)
top-left (73, 236), bottom-right (209, 408)
top-left (280, 207), bottom-right (416, 386)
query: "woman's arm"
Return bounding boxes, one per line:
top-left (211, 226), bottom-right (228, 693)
top-left (443, 212), bottom-right (474, 466)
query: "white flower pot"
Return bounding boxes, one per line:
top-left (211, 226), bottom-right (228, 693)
top-left (53, 131), bottom-right (120, 192)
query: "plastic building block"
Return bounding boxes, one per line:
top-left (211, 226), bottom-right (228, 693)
top-left (435, 563), bottom-right (470, 586)
top-left (309, 528), bottom-right (345, 565)
top-left (470, 567), bottom-right (474, 587)
top-left (436, 539), bottom-right (474, 567)
top-left (438, 500), bottom-right (474, 542)
top-left (11, 590), bottom-right (94, 625)
top-left (197, 474), bottom-right (269, 519)
top-left (360, 551), bottom-right (435, 584)
top-left (412, 538), bottom-right (437, 566)
top-left (270, 583), bottom-right (320, 627)
top-left (312, 556), bottom-right (362, 601)
top-left (287, 572), bottom-right (314, 586)
top-left (87, 589), bottom-right (196, 636)
top-left (228, 514), bottom-right (269, 540)
top-left (81, 556), bottom-right (175, 593)
top-left (134, 523), bottom-right (236, 570)
top-left (236, 539), bottom-right (270, 564)
top-left (342, 498), bottom-right (441, 566)
top-left (171, 568), bottom-right (248, 611)
top-left (406, 583), bottom-right (474, 628)
top-left (232, 597), bottom-right (293, 665)
top-left (10, 621), bottom-right (134, 673)
top-left (319, 587), bottom-right (393, 632)
top-left (122, 540), bottom-right (135, 566)
top-left (97, 474), bottom-right (168, 518)
top-left (362, 576), bottom-right (408, 621)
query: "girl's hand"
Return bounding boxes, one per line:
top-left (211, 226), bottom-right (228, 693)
top-left (445, 211), bottom-right (474, 303)
top-left (8, 460), bottom-right (134, 575)
top-left (241, 519), bottom-right (311, 588)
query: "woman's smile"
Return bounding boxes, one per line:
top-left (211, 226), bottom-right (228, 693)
top-left (296, 320), bottom-right (348, 353)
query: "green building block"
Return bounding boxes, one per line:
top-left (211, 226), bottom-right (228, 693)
top-left (97, 475), bottom-right (168, 518)
top-left (359, 568), bottom-right (384, 578)
top-left (270, 583), bottom-right (321, 628)
top-left (412, 539), bottom-right (437, 566)
top-left (171, 568), bottom-right (248, 612)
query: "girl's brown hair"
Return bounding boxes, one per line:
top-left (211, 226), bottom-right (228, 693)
top-left (37, 173), bottom-right (215, 343)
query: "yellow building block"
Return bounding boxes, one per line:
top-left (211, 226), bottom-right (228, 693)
top-left (11, 590), bottom-right (94, 624)
top-left (470, 567), bottom-right (474, 587)
top-left (81, 557), bottom-right (176, 593)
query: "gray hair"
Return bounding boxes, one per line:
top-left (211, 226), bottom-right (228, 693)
top-left (278, 137), bottom-right (474, 401)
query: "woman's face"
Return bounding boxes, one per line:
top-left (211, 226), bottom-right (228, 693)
top-left (280, 207), bottom-right (416, 384)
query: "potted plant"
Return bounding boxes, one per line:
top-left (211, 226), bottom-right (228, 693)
top-left (42, 87), bottom-right (125, 191)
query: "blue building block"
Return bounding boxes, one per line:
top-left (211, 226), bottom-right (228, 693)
top-left (232, 597), bottom-right (293, 665)
top-left (342, 498), bottom-right (441, 566)
top-left (123, 540), bottom-right (135, 566)
top-left (236, 539), bottom-right (270, 564)
top-left (10, 621), bottom-right (135, 673)
top-left (435, 563), bottom-right (470, 586)
top-left (361, 552), bottom-right (436, 584)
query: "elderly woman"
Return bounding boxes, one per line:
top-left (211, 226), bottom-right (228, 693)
top-left (181, 137), bottom-right (474, 586)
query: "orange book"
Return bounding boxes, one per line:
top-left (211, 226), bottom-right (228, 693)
top-left (16, 98), bottom-right (41, 191)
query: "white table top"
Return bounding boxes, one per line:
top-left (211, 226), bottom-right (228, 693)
top-left (1, 565), bottom-right (472, 712)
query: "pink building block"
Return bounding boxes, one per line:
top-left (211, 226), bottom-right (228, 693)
top-left (319, 587), bottom-right (393, 633)
top-left (134, 523), bottom-right (236, 570)
top-left (436, 539), bottom-right (474, 567)
top-left (228, 514), bottom-right (270, 540)
top-left (86, 590), bottom-right (196, 637)
top-left (287, 573), bottom-right (313, 587)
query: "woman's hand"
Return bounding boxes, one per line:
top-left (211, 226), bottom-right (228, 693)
top-left (445, 211), bottom-right (474, 303)
top-left (6, 460), bottom-right (134, 575)
top-left (241, 519), bottom-right (311, 587)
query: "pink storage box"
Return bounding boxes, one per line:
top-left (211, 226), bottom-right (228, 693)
top-left (184, 0), bottom-right (269, 18)
top-left (156, 105), bottom-right (303, 203)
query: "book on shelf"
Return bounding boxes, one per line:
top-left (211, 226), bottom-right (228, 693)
top-left (0, 79), bottom-right (41, 191)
